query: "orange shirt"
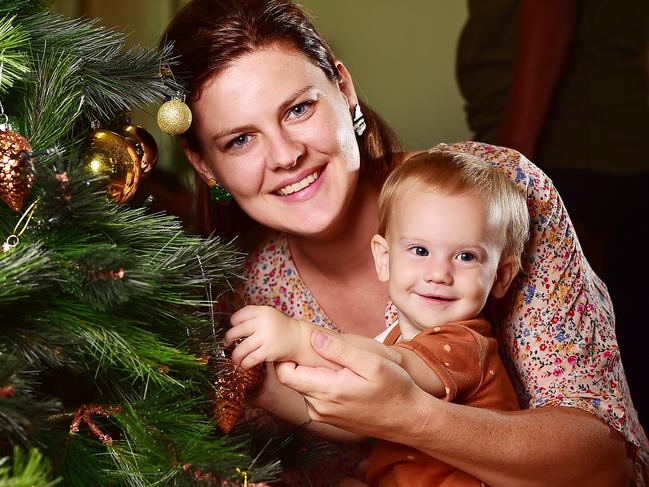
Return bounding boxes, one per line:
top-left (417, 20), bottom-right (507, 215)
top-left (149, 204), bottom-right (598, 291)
top-left (365, 317), bottom-right (519, 487)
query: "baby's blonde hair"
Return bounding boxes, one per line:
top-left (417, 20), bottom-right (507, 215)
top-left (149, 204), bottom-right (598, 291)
top-left (378, 150), bottom-right (530, 265)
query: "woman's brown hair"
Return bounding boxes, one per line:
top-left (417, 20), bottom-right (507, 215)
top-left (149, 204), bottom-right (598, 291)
top-left (162, 0), bottom-right (401, 245)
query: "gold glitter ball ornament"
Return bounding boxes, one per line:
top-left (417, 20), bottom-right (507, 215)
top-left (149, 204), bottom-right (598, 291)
top-left (119, 124), bottom-right (159, 175)
top-left (85, 129), bottom-right (142, 204)
top-left (0, 126), bottom-right (33, 212)
top-left (157, 98), bottom-right (192, 135)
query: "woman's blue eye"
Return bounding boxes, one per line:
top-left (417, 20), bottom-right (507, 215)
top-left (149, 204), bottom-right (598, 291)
top-left (288, 101), bottom-right (313, 119)
top-left (229, 134), bottom-right (249, 149)
top-left (456, 252), bottom-right (476, 262)
top-left (413, 246), bottom-right (429, 257)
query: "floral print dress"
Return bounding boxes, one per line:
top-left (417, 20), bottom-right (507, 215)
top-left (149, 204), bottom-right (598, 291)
top-left (239, 141), bottom-right (648, 485)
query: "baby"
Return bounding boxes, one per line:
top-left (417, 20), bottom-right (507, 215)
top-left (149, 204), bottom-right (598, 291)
top-left (226, 149), bottom-right (530, 486)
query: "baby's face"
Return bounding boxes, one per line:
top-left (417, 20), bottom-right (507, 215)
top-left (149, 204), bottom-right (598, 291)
top-left (374, 186), bottom-right (508, 336)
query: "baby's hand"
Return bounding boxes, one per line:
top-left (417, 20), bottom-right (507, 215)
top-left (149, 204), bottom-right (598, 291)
top-left (225, 305), bottom-right (302, 370)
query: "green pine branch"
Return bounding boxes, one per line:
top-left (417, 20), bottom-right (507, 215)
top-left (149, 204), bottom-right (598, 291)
top-left (16, 48), bottom-right (84, 150)
top-left (0, 1), bottom-right (52, 18)
top-left (0, 351), bottom-right (61, 447)
top-left (42, 300), bottom-right (201, 390)
top-left (0, 16), bottom-right (30, 94)
top-left (20, 13), bottom-right (183, 121)
top-left (0, 242), bottom-right (57, 306)
top-left (0, 447), bottom-right (60, 487)
top-left (103, 395), bottom-right (258, 486)
top-left (0, 1), bottom-right (279, 483)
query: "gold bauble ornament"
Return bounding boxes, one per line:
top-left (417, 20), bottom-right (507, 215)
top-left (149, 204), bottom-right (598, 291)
top-left (85, 129), bottom-right (141, 204)
top-left (119, 124), bottom-right (158, 175)
top-left (157, 98), bottom-right (192, 135)
top-left (0, 125), bottom-right (33, 212)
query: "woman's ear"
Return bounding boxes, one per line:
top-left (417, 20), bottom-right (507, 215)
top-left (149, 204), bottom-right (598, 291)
top-left (371, 234), bottom-right (391, 283)
top-left (334, 60), bottom-right (358, 109)
top-left (182, 139), bottom-right (213, 184)
top-left (490, 255), bottom-right (519, 299)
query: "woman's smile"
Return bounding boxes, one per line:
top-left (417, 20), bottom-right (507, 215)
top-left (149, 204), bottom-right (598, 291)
top-left (275, 166), bottom-right (323, 198)
top-left (188, 44), bottom-right (360, 237)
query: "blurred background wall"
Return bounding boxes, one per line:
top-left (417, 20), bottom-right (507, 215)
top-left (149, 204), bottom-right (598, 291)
top-left (53, 0), bottom-right (471, 156)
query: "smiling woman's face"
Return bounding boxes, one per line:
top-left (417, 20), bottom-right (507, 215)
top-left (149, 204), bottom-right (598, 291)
top-left (185, 44), bottom-right (362, 238)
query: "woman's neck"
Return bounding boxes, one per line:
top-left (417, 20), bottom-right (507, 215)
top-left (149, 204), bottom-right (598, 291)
top-left (287, 178), bottom-right (381, 279)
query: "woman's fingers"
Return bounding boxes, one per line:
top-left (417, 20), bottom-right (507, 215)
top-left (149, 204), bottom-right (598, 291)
top-left (275, 360), bottom-right (342, 397)
top-left (275, 331), bottom-right (421, 435)
top-left (310, 331), bottom-right (401, 379)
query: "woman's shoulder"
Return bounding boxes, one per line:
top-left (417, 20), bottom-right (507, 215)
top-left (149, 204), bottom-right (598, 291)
top-left (403, 141), bottom-right (529, 165)
top-left (239, 232), bottom-right (334, 328)
top-left (241, 232), bottom-right (292, 289)
top-left (238, 232), bottom-right (291, 307)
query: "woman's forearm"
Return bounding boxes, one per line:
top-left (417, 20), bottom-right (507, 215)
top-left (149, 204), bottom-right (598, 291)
top-left (404, 398), bottom-right (633, 486)
top-left (253, 364), bottom-right (364, 442)
top-left (277, 331), bottom-right (634, 487)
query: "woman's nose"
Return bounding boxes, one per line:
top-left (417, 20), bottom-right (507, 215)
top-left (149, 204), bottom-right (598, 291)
top-left (266, 130), bottom-right (305, 170)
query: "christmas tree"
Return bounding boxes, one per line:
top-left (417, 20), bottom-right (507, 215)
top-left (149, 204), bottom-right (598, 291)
top-left (0, 1), bottom-right (280, 484)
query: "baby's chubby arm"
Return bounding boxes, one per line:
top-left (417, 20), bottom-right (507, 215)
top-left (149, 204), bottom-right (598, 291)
top-left (224, 305), bottom-right (342, 370)
top-left (226, 306), bottom-right (445, 398)
top-left (225, 305), bottom-right (366, 442)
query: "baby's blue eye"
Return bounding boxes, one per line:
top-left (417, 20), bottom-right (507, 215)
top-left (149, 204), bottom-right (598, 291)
top-left (456, 252), bottom-right (476, 262)
top-left (291, 104), bottom-right (307, 116)
top-left (413, 246), bottom-right (429, 257)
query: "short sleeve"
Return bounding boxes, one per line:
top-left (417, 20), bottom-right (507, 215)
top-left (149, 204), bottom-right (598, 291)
top-left (433, 142), bottom-right (648, 454)
top-left (394, 320), bottom-right (518, 411)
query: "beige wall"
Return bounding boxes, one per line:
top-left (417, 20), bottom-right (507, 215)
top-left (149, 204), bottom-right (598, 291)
top-left (299, 1), bottom-right (471, 149)
top-left (53, 0), bottom-right (471, 151)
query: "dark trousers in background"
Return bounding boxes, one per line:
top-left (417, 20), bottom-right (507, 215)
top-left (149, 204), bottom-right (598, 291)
top-left (545, 168), bottom-right (649, 431)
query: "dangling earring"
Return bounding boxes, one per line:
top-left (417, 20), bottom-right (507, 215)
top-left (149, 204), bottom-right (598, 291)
top-left (352, 104), bottom-right (366, 136)
top-left (208, 178), bottom-right (232, 204)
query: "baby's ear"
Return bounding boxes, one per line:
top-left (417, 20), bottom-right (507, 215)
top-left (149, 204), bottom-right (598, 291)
top-left (490, 255), bottom-right (519, 299)
top-left (371, 234), bottom-right (390, 282)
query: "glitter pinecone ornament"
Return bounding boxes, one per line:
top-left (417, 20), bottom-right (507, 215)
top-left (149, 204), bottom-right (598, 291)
top-left (211, 357), bottom-right (264, 434)
top-left (0, 124), bottom-right (33, 212)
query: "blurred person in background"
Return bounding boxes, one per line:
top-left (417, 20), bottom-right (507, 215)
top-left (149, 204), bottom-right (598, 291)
top-left (457, 0), bottom-right (649, 429)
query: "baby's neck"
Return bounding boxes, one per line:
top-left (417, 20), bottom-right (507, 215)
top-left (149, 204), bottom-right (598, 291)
top-left (397, 311), bottom-right (481, 340)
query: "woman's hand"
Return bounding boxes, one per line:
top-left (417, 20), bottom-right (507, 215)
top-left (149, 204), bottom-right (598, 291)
top-left (276, 331), bottom-right (634, 487)
top-left (275, 330), bottom-right (429, 440)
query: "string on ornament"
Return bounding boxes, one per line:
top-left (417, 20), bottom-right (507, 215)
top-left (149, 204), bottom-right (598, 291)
top-left (156, 64), bottom-right (192, 136)
top-left (1, 198), bottom-right (38, 253)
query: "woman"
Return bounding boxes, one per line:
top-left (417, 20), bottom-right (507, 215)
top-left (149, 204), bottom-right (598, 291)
top-left (163, 1), bottom-right (647, 485)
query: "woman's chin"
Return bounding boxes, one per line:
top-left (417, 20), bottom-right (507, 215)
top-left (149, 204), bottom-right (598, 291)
top-left (278, 209), bottom-right (353, 239)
